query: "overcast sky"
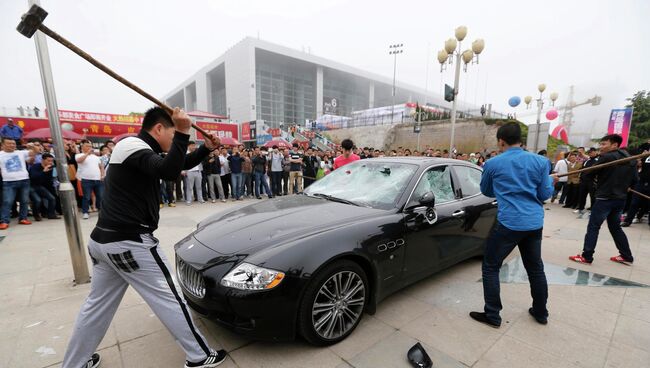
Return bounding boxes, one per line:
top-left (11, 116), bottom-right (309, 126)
top-left (1, 0), bottom-right (648, 140)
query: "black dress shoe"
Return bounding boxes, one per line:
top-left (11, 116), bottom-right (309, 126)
top-left (529, 308), bottom-right (548, 325)
top-left (469, 311), bottom-right (500, 328)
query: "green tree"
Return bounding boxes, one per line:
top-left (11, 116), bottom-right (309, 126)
top-left (626, 90), bottom-right (650, 148)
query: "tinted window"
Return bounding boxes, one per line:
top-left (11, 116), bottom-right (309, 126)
top-left (411, 166), bottom-right (455, 205)
top-left (454, 165), bottom-right (483, 197)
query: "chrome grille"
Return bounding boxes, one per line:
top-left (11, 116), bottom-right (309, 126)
top-left (176, 258), bottom-right (205, 298)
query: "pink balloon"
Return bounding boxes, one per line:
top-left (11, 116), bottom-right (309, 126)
top-left (545, 109), bottom-right (559, 120)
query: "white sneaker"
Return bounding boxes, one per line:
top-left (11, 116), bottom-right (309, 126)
top-left (211, 200), bottom-right (216, 203)
top-left (82, 213), bottom-right (89, 220)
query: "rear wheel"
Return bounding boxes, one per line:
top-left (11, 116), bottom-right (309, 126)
top-left (298, 260), bottom-right (368, 345)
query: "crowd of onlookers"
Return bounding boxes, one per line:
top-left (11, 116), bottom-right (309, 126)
top-left (1, 112), bottom-right (648, 231)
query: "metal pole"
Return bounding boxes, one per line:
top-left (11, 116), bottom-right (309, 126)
top-left (533, 91), bottom-right (543, 153)
top-left (391, 51), bottom-right (397, 125)
top-left (29, 0), bottom-right (90, 285)
top-left (448, 43), bottom-right (462, 157)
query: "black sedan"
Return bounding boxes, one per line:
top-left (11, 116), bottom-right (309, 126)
top-left (174, 158), bottom-right (497, 345)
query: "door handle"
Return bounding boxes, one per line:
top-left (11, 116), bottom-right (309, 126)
top-left (491, 200), bottom-right (498, 206)
top-left (452, 210), bottom-right (465, 218)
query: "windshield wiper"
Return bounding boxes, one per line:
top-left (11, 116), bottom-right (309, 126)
top-left (311, 193), bottom-right (361, 207)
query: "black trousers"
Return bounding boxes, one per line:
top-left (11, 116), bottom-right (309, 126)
top-left (221, 174), bottom-right (231, 199)
top-left (577, 182), bottom-right (595, 211)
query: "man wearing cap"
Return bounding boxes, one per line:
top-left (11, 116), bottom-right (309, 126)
top-left (0, 119), bottom-right (23, 142)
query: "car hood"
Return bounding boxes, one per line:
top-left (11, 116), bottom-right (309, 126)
top-left (193, 195), bottom-right (382, 255)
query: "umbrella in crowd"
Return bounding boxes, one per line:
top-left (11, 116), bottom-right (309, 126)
top-left (263, 138), bottom-right (292, 149)
top-left (24, 127), bottom-right (83, 140)
top-left (113, 132), bottom-right (137, 143)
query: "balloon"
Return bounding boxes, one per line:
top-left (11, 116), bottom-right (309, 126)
top-left (61, 123), bottom-right (73, 131)
top-left (508, 96), bottom-right (521, 107)
top-left (545, 109), bottom-right (559, 120)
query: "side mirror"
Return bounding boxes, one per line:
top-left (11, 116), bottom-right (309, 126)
top-left (419, 191), bottom-right (435, 207)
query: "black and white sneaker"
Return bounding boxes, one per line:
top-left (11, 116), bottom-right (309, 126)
top-left (185, 350), bottom-right (227, 368)
top-left (83, 353), bottom-right (101, 368)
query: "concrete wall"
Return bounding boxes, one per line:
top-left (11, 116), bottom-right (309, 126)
top-left (325, 118), bottom-right (501, 152)
top-left (225, 39), bottom-right (256, 123)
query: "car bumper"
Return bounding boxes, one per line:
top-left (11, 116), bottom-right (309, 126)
top-left (174, 240), bottom-right (307, 341)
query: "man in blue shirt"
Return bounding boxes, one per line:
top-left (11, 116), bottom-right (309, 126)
top-left (470, 123), bottom-right (556, 328)
top-left (0, 119), bottom-right (23, 141)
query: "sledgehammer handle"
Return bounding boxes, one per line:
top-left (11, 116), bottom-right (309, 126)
top-left (555, 152), bottom-right (650, 178)
top-left (37, 24), bottom-right (211, 138)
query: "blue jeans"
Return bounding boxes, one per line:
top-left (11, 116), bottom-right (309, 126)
top-left (482, 221), bottom-right (548, 325)
top-left (81, 179), bottom-right (103, 214)
top-left (2, 179), bottom-right (30, 223)
top-left (230, 173), bottom-right (243, 199)
top-left (30, 185), bottom-right (57, 217)
top-left (582, 199), bottom-right (633, 262)
top-left (253, 171), bottom-right (271, 198)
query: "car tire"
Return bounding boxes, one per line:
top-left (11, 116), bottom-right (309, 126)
top-left (298, 259), bottom-right (368, 346)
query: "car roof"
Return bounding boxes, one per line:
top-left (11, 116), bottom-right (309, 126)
top-left (360, 157), bottom-right (473, 167)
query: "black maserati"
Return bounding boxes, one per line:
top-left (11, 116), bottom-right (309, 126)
top-left (174, 157), bottom-right (497, 345)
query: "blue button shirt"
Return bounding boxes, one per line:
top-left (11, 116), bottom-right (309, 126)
top-left (480, 147), bottom-right (554, 231)
top-left (0, 124), bottom-right (23, 140)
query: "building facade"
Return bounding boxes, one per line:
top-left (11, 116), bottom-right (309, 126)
top-left (163, 37), bottom-right (472, 127)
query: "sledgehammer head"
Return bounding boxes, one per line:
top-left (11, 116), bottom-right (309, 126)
top-left (17, 4), bottom-right (48, 38)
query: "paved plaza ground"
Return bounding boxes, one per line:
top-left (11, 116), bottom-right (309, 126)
top-left (1, 199), bottom-right (649, 368)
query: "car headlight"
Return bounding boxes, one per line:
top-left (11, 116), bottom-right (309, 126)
top-left (220, 263), bottom-right (285, 291)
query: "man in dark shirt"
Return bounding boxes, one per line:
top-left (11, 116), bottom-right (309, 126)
top-left (252, 147), bottom-right (272, 199)
top-left (303, 148), bottom-right (319, 188)
top-left (575, 148), bottom-right (598, 216)
top-left (28, 153), bottom-right (60, 220)
top-left (62, 107), bottom-right (226, 368)
top-left (288, 143), bottom-right (304, 194)
top-left (569, 134), bottom-right (637, 265)
top-left (621, 146), bottom-right (650, 227)
top-left (227, 147), bottom-right (244, 200)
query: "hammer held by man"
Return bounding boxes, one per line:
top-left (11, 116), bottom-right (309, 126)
top-left (16, 4), bottom-right (219, 146)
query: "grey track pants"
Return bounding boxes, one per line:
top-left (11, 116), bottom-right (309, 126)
top-left (185, 171), bottom-right (204, 203)
top-left (62, 234), bottom-right (213, 368)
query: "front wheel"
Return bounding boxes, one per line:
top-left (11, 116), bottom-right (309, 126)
top-left (298, 260), bottom-right (368, 345)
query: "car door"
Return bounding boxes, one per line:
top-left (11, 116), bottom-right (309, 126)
top-left (449, 164), bottom-right (498, 259)
top-left (402, 165), bottom-right (465, 280)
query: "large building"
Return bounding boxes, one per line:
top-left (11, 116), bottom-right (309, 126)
top-left (163, 37), bottom-right (475, 127)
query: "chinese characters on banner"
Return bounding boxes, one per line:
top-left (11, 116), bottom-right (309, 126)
top-left (195, 121), bottom-right (239, 141)
top-left (607, 108), bottom-right (633, 148)
top-left (47, 109), bottom-right (144, 124)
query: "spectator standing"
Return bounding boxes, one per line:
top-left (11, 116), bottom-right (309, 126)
top-left (1, 119), bottom-right (23, 141)
top-left (252, 147), bottom-right (272, 199)
top-left (241, 150), bottom-right (253, 198)
top-left (282, 148), bottom-right (291, 195)
top-left (228, 147), bottom-right (244, 201)
top-left (269, 146), bottom-right (284, 196)
top-left (0, 137), bottom-right (34, 228)
top-left (575, 148), bottom-right (598, 216)
top-left (288, 143), bottom-right (304, 194)
top-left (621, 148), bottom-right (650, 227)
top-left (303, 148), bottom-right (319, 188)
top-left (562, 152), bottom-right (583, 209)
top-left (182, 142), bottom-right (204, 205)
top-left (33, 106), bottom-right (40, 117)
top-left (76, 140), bottom-right (104, 220)
top-left (569, 134), bottom-right (637, 265)
top-left (333, 139), bottom-right (360, 170)
top-left (551, 153), bottom-right (569, 204)
top-left (206, 151), bottom-right (225, 203)
top-left (28, 153), bottom-right (60, 220)
top-left (219, 148), bottom-right (231, 199)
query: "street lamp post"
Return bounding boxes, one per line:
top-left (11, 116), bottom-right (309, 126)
top-left (525, 84), bottom-right (558, 152)
top-left (437, 26), bottom-right (484, 157)
top-left (28, 0), bottom-right (89, 284)
top-left (389, 43), bottom-right (403, 125)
